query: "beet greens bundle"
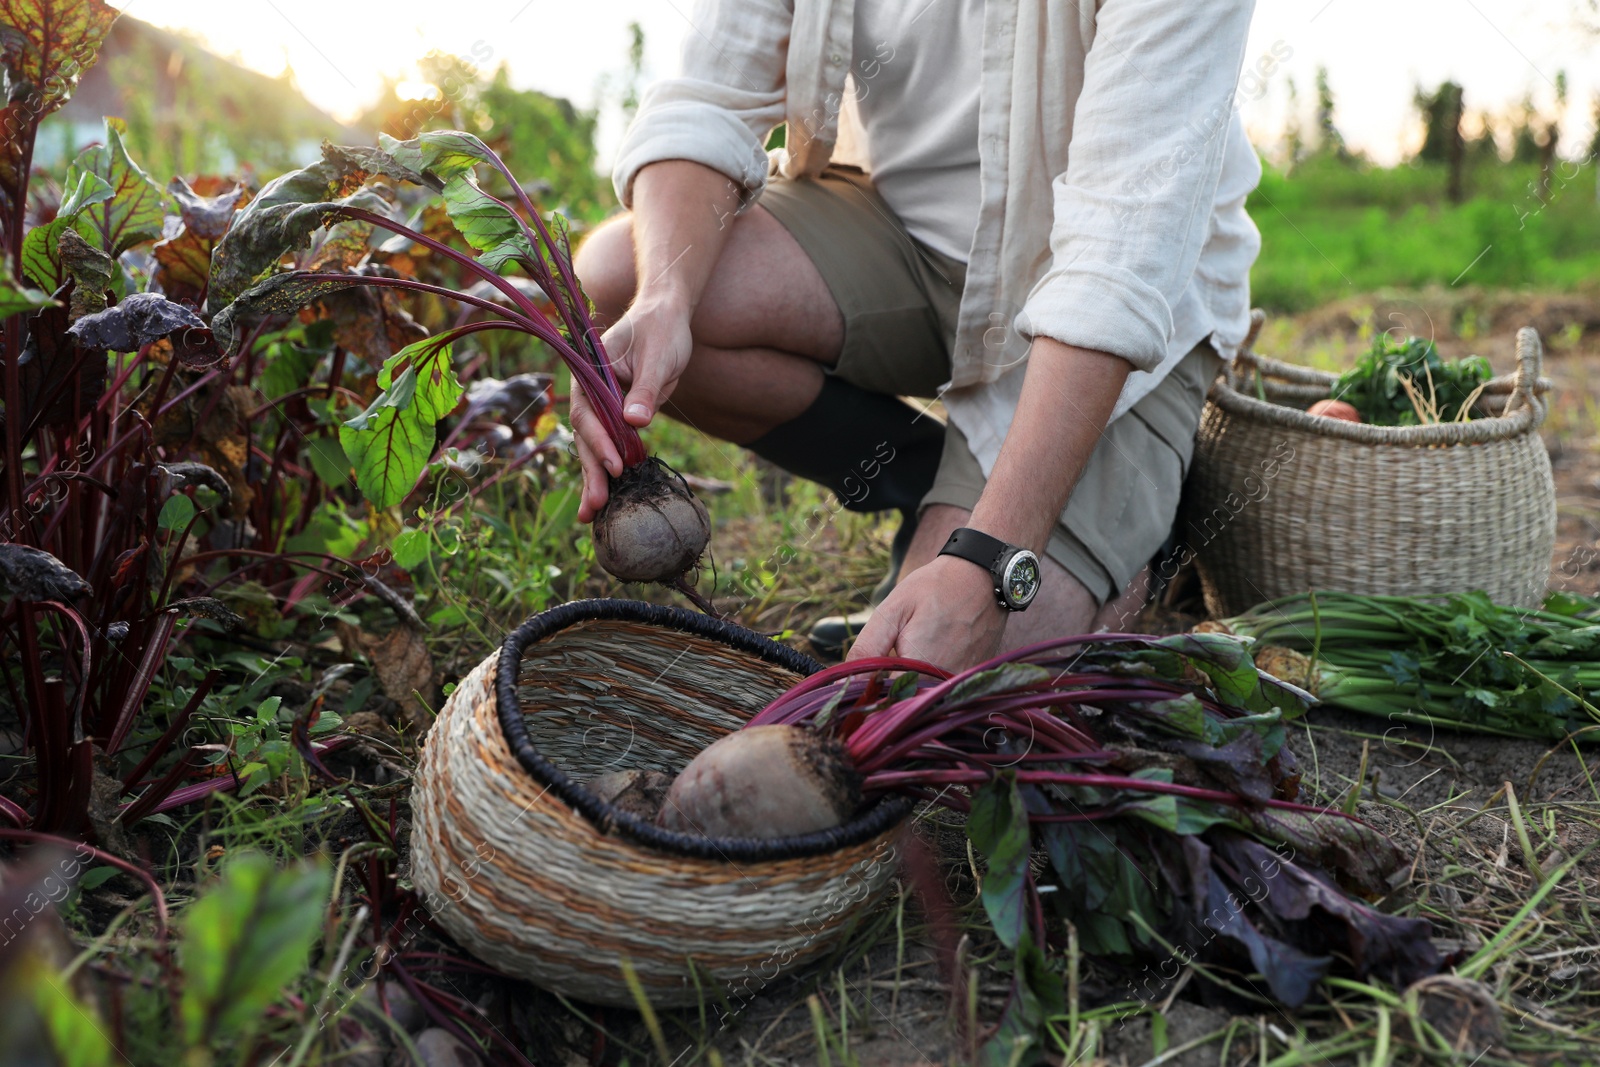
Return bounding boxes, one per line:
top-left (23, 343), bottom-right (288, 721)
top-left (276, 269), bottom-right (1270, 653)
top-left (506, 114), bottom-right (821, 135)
top-left (1207, 590), bottom-right (1600, 741)
top-left (205, 135), bottom-right (709, 588)
top-left (661, 632), bottom-right (1440, 1048)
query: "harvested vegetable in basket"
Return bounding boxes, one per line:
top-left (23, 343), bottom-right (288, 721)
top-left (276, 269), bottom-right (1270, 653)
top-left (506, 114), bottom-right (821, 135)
top-left (1206, 590), bottom-right (1600, 740)
top-left (646, 632), bottom-right (1440, 1030)
top-left (1331, 334), bottom-right (1492, 426)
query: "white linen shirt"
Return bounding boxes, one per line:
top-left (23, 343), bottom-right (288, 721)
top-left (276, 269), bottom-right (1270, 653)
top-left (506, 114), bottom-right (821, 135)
top-left (612, 0), bottom-right (1263, 478)
top-left (848, 0), bottom-right (985, 262)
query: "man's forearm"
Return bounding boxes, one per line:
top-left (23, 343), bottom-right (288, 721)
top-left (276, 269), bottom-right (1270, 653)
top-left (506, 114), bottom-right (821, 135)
top-left (630, 160), bottom-right (746, 312)
top-left (967, 337), bottom-right (1133, 554)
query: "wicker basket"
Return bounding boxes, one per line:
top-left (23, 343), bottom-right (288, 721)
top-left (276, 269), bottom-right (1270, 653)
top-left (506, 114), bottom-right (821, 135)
top-left (1186, 315), bottom-right (1556, 618)
top-left (409, 599), bottom-right (910, 1008)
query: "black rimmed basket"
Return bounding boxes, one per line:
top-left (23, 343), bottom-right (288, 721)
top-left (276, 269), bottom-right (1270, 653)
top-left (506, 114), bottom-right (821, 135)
top-left (408, 599), bottom-right (911, 1007)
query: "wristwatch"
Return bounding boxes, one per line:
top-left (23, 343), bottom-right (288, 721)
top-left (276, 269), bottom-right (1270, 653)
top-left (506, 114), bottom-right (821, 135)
top-left (937, 528), bottom-right (1041, 611)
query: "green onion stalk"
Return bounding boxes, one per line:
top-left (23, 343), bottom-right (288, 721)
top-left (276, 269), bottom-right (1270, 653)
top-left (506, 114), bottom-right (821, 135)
top-left (1204, 591), bottom-right (1600, 741)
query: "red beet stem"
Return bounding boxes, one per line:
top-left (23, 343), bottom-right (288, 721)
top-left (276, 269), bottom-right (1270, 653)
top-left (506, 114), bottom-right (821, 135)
top-left (861, 766), bottom-right (1347, 819)
top-left (844, 684), bottom-right (1132, 767)
top-left (749, 658), bottom-right (951, 727)
top-left (852, 702), bottom-right (1099, 773)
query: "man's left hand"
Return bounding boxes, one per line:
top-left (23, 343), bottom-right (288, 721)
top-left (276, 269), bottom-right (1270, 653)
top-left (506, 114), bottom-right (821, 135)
top-left (846, 554), bottom-right (1007, 671)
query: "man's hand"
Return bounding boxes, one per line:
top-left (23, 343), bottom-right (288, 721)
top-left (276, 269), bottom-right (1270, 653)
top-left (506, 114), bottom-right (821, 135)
top-left (573, 296), bottom-right (695, 522)
top-left (847, 554), bottom-right (1007, 670)
top-left (570, 159), bottom-right (744, 521)
top-left (846, 337), bottom-right (1133, 669)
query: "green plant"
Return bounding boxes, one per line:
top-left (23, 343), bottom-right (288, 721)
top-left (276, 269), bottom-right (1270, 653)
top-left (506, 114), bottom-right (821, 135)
top-left (0, 0), bottom-right (260, 836)
top-left (204, 131), bottom-right (713, 589)
top-left (1212, 589), bottom-right (1600, 740)
top-left (1330, 333), bottom-right (1492, 424)
top-left (1246, 158), bottom-right (1600, 312)
top-left (0, 0), bottom-right (427, 840)
top-left (178, 852), bottom-right (331, 1054)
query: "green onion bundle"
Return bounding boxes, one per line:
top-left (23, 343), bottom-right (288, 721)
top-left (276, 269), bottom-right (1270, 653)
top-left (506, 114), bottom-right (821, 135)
top-left (1205, 591), bottom-right (1600, 741)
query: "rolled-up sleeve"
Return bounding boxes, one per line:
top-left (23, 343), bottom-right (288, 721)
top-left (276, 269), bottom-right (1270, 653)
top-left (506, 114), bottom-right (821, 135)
top-left (1022, 0), bottom-right (1256, 372)
top-left (611, 0), bottom-right (792, 209)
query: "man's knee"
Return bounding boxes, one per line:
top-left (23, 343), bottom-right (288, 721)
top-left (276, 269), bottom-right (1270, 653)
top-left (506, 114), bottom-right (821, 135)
top-left (574, 215), bottom-right (637, 326)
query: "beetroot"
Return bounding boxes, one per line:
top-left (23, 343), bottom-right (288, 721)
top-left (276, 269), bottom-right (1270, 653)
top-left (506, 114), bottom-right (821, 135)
top-left (656, 725), bottom-right (861, 840)
top-left (587, 767), bottom-right (673, 822)
top-left (592, 459), bottom-right (710, 583)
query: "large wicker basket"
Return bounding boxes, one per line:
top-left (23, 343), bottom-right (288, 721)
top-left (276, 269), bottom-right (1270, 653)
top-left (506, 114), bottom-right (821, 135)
top-left (1186, 316), bottom-right (1556, 618)
top-left (409, 599), bottom-right (909, 1008)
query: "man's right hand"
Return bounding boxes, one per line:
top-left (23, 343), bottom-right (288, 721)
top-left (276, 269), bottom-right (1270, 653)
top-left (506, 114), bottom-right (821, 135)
top-left (569, 159), bottom-right (745, 521)
top-left (572, 296), bottom-right (695, 521)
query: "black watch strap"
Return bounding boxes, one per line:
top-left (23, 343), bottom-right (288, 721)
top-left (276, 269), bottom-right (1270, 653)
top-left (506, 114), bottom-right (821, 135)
top-left (938, 527), bottom-right (1009, 572)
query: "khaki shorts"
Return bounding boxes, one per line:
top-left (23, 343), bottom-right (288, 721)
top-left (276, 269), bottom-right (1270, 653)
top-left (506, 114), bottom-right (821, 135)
top-left (759, 166), bottom-right (1220, 604)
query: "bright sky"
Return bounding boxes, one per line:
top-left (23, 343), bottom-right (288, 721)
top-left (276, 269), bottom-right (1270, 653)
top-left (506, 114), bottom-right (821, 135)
top-left (114, 0), bottom-right (1600, 168)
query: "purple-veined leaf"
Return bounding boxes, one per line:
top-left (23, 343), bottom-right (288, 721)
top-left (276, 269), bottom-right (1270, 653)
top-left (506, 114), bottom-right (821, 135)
top-left (1185, 833), bottom-right (1332, 1007)
top-left (68, 117), bottom-right (166, 257)
top-left (378, 129), bottom-right (498, 184)
top-left (0, 0), bottom-right (120, 196)
top-left (17, 168), bottom-right (113, 292)
top-left (152, 177), bottom-right (246, 305)
top-left (338, 337), bottom-right (463, 508)
top-left (379, 131), bottom-right (543, 271)
top-left (1208, 832), bottom-right (1441, 1002)
top-left (206, 189), bottom-right (394, 313)
top-left (0, 0), bottom-right (118, 116)
top-left (0, 258), bottom-right (57, 319)
top-left (166, 176), bottom-right (245, 239)
top-left (204, 141), bottom-right (422, 311)
top-left (209, 271), bottom-right (368, 354)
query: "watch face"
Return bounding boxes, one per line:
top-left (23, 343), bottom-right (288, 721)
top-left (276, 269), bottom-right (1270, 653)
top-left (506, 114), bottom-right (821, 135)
top-left (1001, 551), bottom-right (1041, 609)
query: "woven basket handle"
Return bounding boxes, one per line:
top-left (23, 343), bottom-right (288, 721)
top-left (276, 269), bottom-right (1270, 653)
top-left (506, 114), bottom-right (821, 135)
top-left (1504, 327), bottom-right (1546, 420)
top-left (1242, 308), bottom-right (1266, 355)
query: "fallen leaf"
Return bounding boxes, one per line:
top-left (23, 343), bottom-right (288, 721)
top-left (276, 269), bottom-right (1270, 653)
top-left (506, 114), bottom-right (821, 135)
top-left (336, 622), bottom-right (434, 732)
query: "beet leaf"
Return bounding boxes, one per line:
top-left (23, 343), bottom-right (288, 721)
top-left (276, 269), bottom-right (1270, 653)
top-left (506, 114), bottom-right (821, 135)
top-left (339, 335), bottom-right (464, 507)
top-left (206, 134), bottom-right (649, 511)
top-left (18, 167), bottom-right (114, 293)
top-left (0, 260), bottom-right (55, 319)
top-left (66, 118), bottom-right (167, 259)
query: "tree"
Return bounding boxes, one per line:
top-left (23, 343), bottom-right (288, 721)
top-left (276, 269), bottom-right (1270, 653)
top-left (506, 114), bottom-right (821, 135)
top-left (1314, 67), bottom-right (1349, 160)
top-left (1466, 112), bottom-right (1502, 164)
top-left (621, 21), bottom-right (646, 121)
top-left (1510, 94), bottom-right (1542, 164)
top-left (1283, 76), bottom-right (1305, 167)
top-left (1590, 95), bottom-right (1600, 206)
top-left (1414, 80), bottom-right (1466, 202)
top-left (1536, 71), bottom-right (1569, 200)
